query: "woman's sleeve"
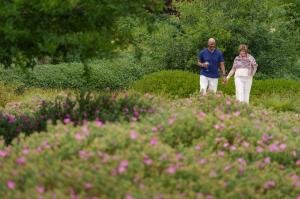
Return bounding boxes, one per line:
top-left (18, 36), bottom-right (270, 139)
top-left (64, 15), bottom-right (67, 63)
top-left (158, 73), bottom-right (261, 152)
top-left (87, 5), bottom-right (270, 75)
top-left (232, 57), bottom-right (238, 69)
top-left (250, 56), bottom-right (258, 76)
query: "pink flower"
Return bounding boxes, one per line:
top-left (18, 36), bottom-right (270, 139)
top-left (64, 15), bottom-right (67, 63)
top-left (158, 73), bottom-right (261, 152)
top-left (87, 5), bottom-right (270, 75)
top-left (130, 131), bottom-right (138, 140)
top-left (242, 142), bottom-right (250, 148)
top-left (95, 119), bottom-right (104, 128)
top-left (118, 166), bottom-right (127, 174)
top-left (36, 186), bottom-right (45, 193)
top-left (218, 151), bottom-right (225, 157)
top-left (226, 99), bottom-right (231, 106)
top-left (279, 143), bottom-right (286, 151)
top-left (296, 160), bottom-right (300, 166)
top-left (166, 165), bottom-right (176, 174)
top-left (79, 150), bottom-right (90, 160)
top-left (199, 158), bottom-right (207, 165)
top-left (264, 180), bottom-right (276, 190)
top-left (198, 112), bottom-right (206, 118)
top-left (22, 148), bottom-right (30, 155)
top-left (120, 160), bottom-right (129, 167)
top-left (143, 156), bottom-right (153, 165)
top-left (268, 143), bottom-right (279, 153)
top-left (230, 146), bottom-right (237, 151)
top-left (84, 183), bottom-right (93, 189)
top-left (293, 181), bottom-right (300, 188)
top-left (125, 194), bottom-right (134, 199)
top-left (234, 111), bottom-right (240, 116)
top-left (237, 158), bottom-right (247, 165)
top-left (256, 147), bottom-right (264, 153)
top-left (168, 118), bottom-right (175, 125)
top-left (118, 160), bottom-right (129, 174)
top-left (262, 133), bottom-right (272, 142)
top-left (151, 127), bottom-right (158, 132)
top-left (223, 143), bottom-right (229, 148)
top-left (264, 157), bottom-right (271, 164)
top-left (16, 157), bottom-right (26, 165)
top-left (224, 165), bottom-right (232, 172)
top-left (7, 181), bottom-right (15, 189)
top-left (214, 124), bottom-right (222, 131)
top-left (195, 145), bottom-right (201, 151)
top-left (134, 111), bottom-right (139, 118)
top-left (0, 150), bottom-right (8, 158)
top-left (81, 125), bottom-right (89, 136)
top-left (8, 115), bottom-right (15, 123)
top-left (75, 133), bottom-right (84, 141)
top-left (35, 147), bottom-right (43, 153)
top-left (111, 169), bottom-right (117, 176)
top-left (63, 118), bottom-right (71, 124)
top-left (218, 115), bottom-right (226, 121)
top-left (238, 167), bottom-right (245, 175)
top-left (150, 137), bottom-right (158, 145)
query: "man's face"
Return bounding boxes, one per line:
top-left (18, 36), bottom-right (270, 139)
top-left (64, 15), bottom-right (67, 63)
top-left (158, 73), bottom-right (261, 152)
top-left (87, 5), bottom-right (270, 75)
top-left (208, 41), bottom-right (216, 51)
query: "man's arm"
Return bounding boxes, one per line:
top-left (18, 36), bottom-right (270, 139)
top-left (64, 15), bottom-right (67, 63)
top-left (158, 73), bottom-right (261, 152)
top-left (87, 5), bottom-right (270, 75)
top-left (220, 62), bottom-right (226, 76)
top-left (198, 52), bottom-right (208, 68)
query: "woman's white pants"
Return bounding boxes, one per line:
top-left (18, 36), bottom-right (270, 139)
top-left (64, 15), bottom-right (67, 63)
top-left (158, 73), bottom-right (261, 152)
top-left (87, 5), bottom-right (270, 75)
top-left (234, 76), bottom-right (253, 104)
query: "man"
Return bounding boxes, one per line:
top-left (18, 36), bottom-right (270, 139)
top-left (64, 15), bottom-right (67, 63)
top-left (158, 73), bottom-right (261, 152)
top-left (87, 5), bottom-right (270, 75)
top-left (198, 38), bottom-right (226, 95)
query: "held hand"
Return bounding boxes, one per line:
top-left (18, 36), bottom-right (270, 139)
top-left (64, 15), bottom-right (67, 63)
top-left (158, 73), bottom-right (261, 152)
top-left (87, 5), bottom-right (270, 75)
top-left (222, 77), bottom-right (227, 85)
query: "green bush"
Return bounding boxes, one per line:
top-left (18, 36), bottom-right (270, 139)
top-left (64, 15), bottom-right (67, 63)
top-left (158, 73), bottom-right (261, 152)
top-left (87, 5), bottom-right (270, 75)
top-left (0, 92), bottom-right (154, 145)
top-left (0, 55), bottom-right (161, 90)
top-left (131, 70), bottom-right (199, 98)
top-left (0, 93), bottom-right (299, 198)
top-left (131, 70), bottom-right (300, 112)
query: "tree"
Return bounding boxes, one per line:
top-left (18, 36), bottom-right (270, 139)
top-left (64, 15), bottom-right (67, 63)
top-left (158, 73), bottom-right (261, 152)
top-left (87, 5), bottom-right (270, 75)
top-left (0, 0), bottom-right (163, 69)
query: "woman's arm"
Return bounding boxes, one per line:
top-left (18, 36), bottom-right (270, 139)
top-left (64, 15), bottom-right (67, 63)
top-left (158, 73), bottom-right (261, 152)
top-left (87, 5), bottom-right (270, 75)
top-left (226, 57), bottom-right (237, 80)
top-left (226, 67), bottom-right (236, 80)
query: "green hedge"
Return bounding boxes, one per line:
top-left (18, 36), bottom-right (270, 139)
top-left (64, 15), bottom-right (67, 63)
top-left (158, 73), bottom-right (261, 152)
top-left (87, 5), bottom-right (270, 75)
top-left (131, 70), bottom-right (300, 112)
top-left (0, 56), bottom-right (160, 90)
top-left (131, 70), bottom-right (199, 98)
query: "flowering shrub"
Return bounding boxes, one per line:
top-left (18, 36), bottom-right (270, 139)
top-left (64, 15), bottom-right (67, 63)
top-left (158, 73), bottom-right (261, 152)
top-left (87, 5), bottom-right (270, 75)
top-left (0, 93), bottom-right (299, 198)
top-left (0, 92), bottom-right (153, 144)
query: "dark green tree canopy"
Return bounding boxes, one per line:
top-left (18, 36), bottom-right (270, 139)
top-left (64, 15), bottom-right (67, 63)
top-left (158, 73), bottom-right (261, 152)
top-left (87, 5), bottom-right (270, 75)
top-left (0, 0), bottom-right (163, 68)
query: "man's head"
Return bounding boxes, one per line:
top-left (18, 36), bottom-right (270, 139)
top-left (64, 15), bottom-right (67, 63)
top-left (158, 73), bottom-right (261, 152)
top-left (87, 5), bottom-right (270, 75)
top-left (207, 38), bottom-right (216, 51)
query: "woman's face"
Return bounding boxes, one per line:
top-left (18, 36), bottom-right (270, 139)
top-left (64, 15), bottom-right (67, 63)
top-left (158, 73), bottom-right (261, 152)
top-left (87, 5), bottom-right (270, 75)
top-left (240, 50), bottom-right (247, 57)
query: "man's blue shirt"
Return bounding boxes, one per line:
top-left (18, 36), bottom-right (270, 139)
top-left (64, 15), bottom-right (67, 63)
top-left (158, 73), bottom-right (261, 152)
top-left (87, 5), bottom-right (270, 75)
top-left (198, 48), bottom-right (224, 78)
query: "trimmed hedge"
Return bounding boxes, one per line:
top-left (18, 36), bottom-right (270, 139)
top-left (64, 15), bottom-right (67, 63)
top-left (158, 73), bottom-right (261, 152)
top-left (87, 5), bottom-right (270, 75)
top-left (0, 56), bottom-right (161, 90)
top-left (131, 70), bottom-right (199, 98)
top-left (132, 70), bottom-right (300, 97)
top-left (131, 70), bottom-right (300, 112)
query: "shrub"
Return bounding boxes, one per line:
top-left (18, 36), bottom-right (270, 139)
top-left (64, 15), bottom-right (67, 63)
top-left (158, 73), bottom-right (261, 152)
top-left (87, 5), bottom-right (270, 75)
top-left (0, 92), bottom-right (154, 145)
top-left (0, 93), bottom-right (299, 198)
top-left (131, 70), bottom-right (199, 98)
top-left (0, 55), bottom-right (161, 90)
top-left (132, 70), bottom-right (300, 112)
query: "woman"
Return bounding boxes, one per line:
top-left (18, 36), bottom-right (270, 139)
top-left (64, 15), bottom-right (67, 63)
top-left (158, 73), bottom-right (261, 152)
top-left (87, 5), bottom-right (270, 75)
top-left (226, 44), bottom-right (258, 104)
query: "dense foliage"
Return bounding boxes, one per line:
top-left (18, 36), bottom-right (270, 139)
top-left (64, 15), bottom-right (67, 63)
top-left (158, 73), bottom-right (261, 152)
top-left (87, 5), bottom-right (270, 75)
top-left (0, 93), bottom-right (299, 198)
top-left (128, 0), bottom-right (300, 78)
top-left (0, 0), bottom-right (163, 68)
top-left (0, 92), bottom-right (153, 145)
top-left (0, 55), bottom-right (162, 90)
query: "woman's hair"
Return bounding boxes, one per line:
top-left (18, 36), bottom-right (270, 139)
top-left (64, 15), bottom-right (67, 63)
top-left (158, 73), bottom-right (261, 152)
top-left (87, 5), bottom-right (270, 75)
top-left (239, 44), bottom-right (248, 53)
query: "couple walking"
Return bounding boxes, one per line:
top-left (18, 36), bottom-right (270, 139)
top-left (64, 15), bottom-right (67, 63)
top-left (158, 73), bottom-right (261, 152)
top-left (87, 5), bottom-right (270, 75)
top-left (198, 38), bottom-right (258, 104)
